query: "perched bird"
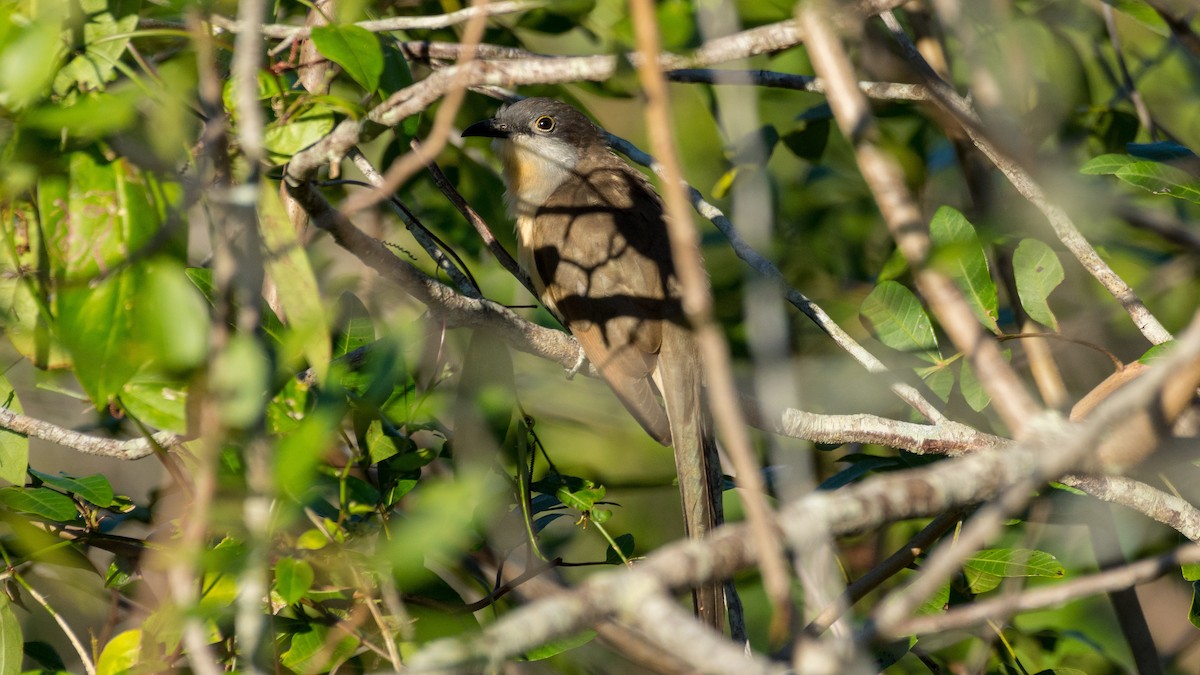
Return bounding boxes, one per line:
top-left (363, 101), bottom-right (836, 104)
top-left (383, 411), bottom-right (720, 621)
top-left (462, 98), bottom-right (728, 631)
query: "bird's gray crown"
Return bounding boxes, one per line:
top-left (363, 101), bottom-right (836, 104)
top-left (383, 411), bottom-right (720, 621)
top-left (493, 97), bottom-right (605, 150)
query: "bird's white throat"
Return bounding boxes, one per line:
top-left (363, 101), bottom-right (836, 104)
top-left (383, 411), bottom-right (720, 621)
top-left (492, 135), bottom-right (580, 220)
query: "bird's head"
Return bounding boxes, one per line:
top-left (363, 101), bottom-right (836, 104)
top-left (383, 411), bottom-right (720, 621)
top-left (462, 98), bottom-right (605, 216)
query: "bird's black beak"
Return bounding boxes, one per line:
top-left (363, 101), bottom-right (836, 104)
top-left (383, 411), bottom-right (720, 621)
top-left (461, 117), bottom-right (509, 139)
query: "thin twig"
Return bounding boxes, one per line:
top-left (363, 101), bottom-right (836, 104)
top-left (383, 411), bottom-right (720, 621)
top-left (209, 0), bottom-right (541, 39)
top-left (666, 68), bottom-right (932, 100)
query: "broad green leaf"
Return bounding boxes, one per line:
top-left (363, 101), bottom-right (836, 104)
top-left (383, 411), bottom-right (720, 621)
top-left (274, 404), bottom-right (343, 501)
top-left (860, 281), bottom-right (938, 354)
top-left (131, 259), bottom-right (210, 373)
top-left (1114, 161), bottom-right (1200, 204)
top-left (1139, 341), bottom-right (1175, 365)
top-left (0, 201), bottom-right (70, 368)
top-left (274, 557), bottom-right (315, 605)
top-left (916, 361), bottom-right (954, 403)
top-left (0, 486), bottom-right (77, 521)
top-left (282, 624), bottom-right (359, 675)
top-left (1013, 239), bottom-right (1065, 331)
top-left (333, 292), bottom-right (374, 358)
top-left (1182, 563), bottom-right (1200, 582)
top-left (1190, 581), bottom-right (1200, 630)
top-left (385, 472), bottom-right (495, 583)
top-left (963, 548), bottom-right (1065, 594)
top-left (1079, 153), bottom-right (1135, 175)
top-left (310, 25), bottom-right (384, 93)
top-left (96, 629), bottom-right (141, 675)
top-left (917, 582), bottom-right (950, 615)
top-left (0, 376), bottom-right (27, 484)
top-left (1099, 0), bottom-right (1169, 35)
top-left (0, 596), bottom-right (21, 675)
top-left (929, 207), bottom-right (999, 332)
top-left (0, 15), bottom-right (61, 109)
top-left (43, 153), bottom-right (181, 406)
top-left (604, 533), bottom-right (636, 565)
top-left (210, 334), bottom-right (270, 430)
top-left (260, 182), bottom-right (330, 381)
top-left (264, 109), bottom-right (336, 161)
top-left (959, 360), bottom-right (990, 412)
top-left (557, 482), bottom-right (606, 512)
top-left (120, 376), bottom-right (188, 434)
top-left (523, 630), bottom-right (598, 661)
top-left (28, 470), bottom-right (114, 508)
top-left (25, 90), bottom-right (140, 138)
top-left (52, 0), bottom-right (139, 95)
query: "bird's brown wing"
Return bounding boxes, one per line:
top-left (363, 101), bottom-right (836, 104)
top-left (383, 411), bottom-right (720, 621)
top-left (530, 160), bottom-right (676, 445)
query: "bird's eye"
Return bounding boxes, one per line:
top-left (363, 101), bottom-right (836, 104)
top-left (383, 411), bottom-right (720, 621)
top-left (534, 115), bottom-right (555, 132)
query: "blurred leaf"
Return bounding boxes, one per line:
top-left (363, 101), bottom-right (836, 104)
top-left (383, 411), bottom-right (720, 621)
top-left (385, 472), bottom-right (494, 583)
top-left (818, 455), bottom-right (908, 490)
top-left (1182, 563), bottom-right (1200, 582)
top-left (210, 334), bottom-right (270, 430)
top-left (311, 24), bottom-right (384, 94)
top-left (0, 376), bottom-right (27, 485)
top-left (260, 181), bottom-right (330, 381)
top-left (333, 292), bottom-right (374, 359)
top-left (274, 557), bottom-right (315, 605)
top-left (518, 0), bottom-right (597, 34)
top-left (523, 630), bottom-right (597, 661)
top-left (917, 582), bottom-right (950, 615)
top-left (282, 624), bottom-right (359, 675)
top-left (0, 486), bottom-right (77, 521)
top-left (959, 360), bottom-right (990, 412)
top-left (782, 103), bottom-right (832, 162)
top-left (1013, 239), bottom-right (1065, 331)
top-left (28, 469), bottom-right (114, 508)
top-left (0, 201), bottom-right (71, 368)
top-left (0, 596), bottom-right (20, 675)
top-left (0, 15), bottom-right (61, 109)
top-left (274, 404), bottom-right (343, 501)
top-left (1139, 341), bottom-right (1174, 365)
top-left (265, 108), bottom-right (336, 162)
top-left (963, 548), bottom-right (1064, 594)
top-left (121, 376), bottom-right (188, 434)
top-left (130, 259), bottom-right (210, 373)
top-left (1113, 160), bottom-right (1200, 203)
top-left (24, 89), bottom-right (139, 139)
top-left (929, 207), bottom-right (999, 333)
top-left (53, 0), bottom-right (139, 95)
top-left (916, 361), bottom-right (954, 403)
top-left (1189, 581), bottom-right (1200, 630)
top-left (1099, 0), bottom-right (1169, 35)
top-left (1079, 153), bottom-right (1135, 175)
top-left (860, 281), bottom-right (938, 353)
top-left (22, 639), bottom-right (66, 671)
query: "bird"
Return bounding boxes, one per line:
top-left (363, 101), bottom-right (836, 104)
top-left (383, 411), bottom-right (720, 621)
top-left (462, 98), bottom-right (729, 632)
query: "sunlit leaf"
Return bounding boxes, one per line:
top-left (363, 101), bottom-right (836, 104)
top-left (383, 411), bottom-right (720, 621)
top-left (929, 207), bottom-right (999, 333)
top-left (860, 281), bottom-right (938, 354)
top-left (282, 624), bottom-right (359, 674)
top-left (0, 596), bottom-right (21, 675)
top-left (0, 376), bottom-right (28, 485)
top-left (0, 486), bottom-right (77, 521)
top-left (29, 469), bottom-right (114, 508)
top-left (274, 557), bottom-right (315, 605)
top-left (311, 24), bottom-right (384, 93)
top-left (1013, 239), bottom-right (1064, 331)
top-left (52, 0), bottom-right (139, 95)
top-left (1079, 153), bottom-right (1135, 175)
top-left (963, 548), bottom-right (1064, 594)
top-left (1114, 161), bottom-right (1200, 204)
top-left (523, 630), bottom-right (597, 661)
top-left (959, 360), bottom-right (990, 412)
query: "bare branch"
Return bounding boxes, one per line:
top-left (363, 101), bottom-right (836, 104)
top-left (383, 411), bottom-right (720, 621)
top-left (0, 408), bottom-right (180, 460)
top-left (210, 1), bottom-right (542, 39)
top-left (666, 68), bottom-right (932, 100)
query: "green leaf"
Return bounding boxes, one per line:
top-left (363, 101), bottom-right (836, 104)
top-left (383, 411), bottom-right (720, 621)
top-left (28, 470), bottom-right (114, 508)
top-left (1190, 581), bottom-right (1200, 630)
top-left (96, 629), bottom-right (141, 675)
top-left (0, 201), bottom-right (71, 368)
top-left (860, 281), bottom-right (938, 353)
top-left (52, 0), bottom-right (139, 95)
top-left (959, 360), bottom-right (990, 412)
top-left (274, 404), bottom-right (343, 501)
top-left (962, 548), bottom-right (1065, 594)
top-left (557, 482), bottom-right (606, 512)
top-left (916, 361), bottom-right (954, 403)
top-left (260, 182), bottom-right (330, 382)
top-left (0, 15), bottom-right (62, 109)
top-left (1113, 160), bottom-right (1200, 203)
top-left (130, 259), bottom-right (211, 373)
top-left (523, 630), bottom-right (597, 661)
top-left (274, 557), bottom-right (315, 605)
top-left (282, 624), bottom-right (359, 675)
top-left (264, 108), bottom-right (336, 162)
top-left (1079, 153), bottom-right (1135, 175)
top-left (1182, 563), bottom-right (1200, 582)
top-left (333, 292), bottom-right (374, 358)
top-left (604, 533), bottom-right (636, 565)
top-left (1139, 341), bottom-right (1175, 365)
top-left (0, 486), bottom-right (77, 521)
top-left (210, 334), bottom-right (270, 430)
top-left (310, 25), bottom-right (384, 93)
top-left (917, 581), bottom-right (950, 615)
top-left (0, 376), bottom-right (28, 485)
top-left (929, 207), bottom-right (999, 332)
top-left (1013, 239), bottom-right (1065, 331)
top-left (120, 376), bottom-right (189, 434)
top-left (0, 596), bottom-right (22, 675)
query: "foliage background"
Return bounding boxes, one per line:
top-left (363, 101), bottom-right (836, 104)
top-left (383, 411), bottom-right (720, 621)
top-left (0, 0), bottom-right (1199, 673)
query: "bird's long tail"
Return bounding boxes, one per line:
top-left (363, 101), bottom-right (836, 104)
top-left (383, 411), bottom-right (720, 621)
top-left (658, 327), bottom-right (730, 634)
